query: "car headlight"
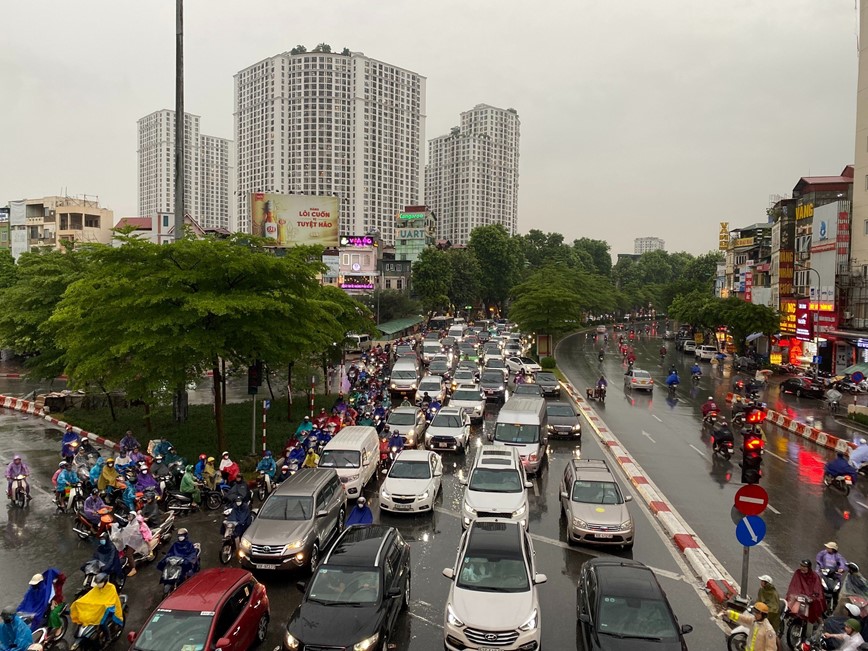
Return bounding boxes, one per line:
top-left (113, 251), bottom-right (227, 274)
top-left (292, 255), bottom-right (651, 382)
top-left (547, 424), bottom-right (556, 432)
top-left (572, 424), bottom-right (581, 432)
top-left (390, 383), bottom-right (397, 389)
top-left (239, 537), bottom-right (252, 552)
top-left (572, 517), bottom-right (588, 528)
top-left (284, 630), bottom-right (300, 650)
top-left (498, 385), bottom-right (505, 390)
top-left (353, 633), bottom-right (380, 651)
top-left (421, 490), bottom-right (430, 500)
top-left (463, 501), bottom-right (476, 514)
top-left (620, 520), bottom-right (633, 531)
top-left (512, 504), bottom-right (527, 518)
top-left (381, 487), bottom-right (391, 499)
top-left (284, 536), bottom-right (307, 553)
top-left (519, 609), bottom-right (539, 631)
top-left (348, 473), bottom-right (360, 481)
top-left (410, 383), bottom-right (417, 389)
top-left (446, 603), bottom-right (465, 627)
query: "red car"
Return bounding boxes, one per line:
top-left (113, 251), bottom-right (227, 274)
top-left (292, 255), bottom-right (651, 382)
top-left (127, 568), bottom-right (269, 651)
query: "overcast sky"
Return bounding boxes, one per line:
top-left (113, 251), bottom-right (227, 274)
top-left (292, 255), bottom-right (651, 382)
top-left (0, 0), bottom-right (859, 255)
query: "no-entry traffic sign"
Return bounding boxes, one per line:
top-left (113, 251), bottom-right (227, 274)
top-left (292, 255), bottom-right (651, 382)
top-left (734, 484), bottom-right (769, 517)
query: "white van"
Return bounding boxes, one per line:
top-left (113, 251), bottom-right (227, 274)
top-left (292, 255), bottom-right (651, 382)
top-left (447, 324), bottom-right (466, 342)
top-left (318, 425), bottom-right (379, 498)
top-left (492, 396), bottom-right (549, 475)
top-left (345, 333), bottom-right (372, 353)
top-left (389, 357), bottom-right (422, 400)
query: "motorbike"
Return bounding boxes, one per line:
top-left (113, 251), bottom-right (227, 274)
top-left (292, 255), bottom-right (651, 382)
top-left (667, 382), bottom-right (679, 394)
top-left (588, 386), bottom-right (606, 403)
top-left (73, 507), bottom-right (121, 540)
top-left (598, 351), bottom-right (605, 362)
top-left (220, 516), bottom-right (243, 565)
top-left (165, 483), bottom-right (221, 513)
top-left (160, 543), bottom-right (201, 595)
top-left (23, 603), bottom-right (70, 651)
top-left (724, 596), bottom-right (787, 650)
top-left (57, 482), bottom-right (86, 515)
top-left (819, 568), bottom-right (843, 614)
top-left (111, 511), bottom-right (175, 570)
top-left (9, 474), bottom-right (29, 508)
top-left (77, 559), bottom-right (125, 596)
top-left (823, 472), bottom-right (855, 496)
top-left (702, 410), bottom-right (719, 427)
top-left (783, 594), bottom-right (815, 650)
top-left (256, 471), bottom-right (273, 502)
top-left (712, 432), bottom-right (735, 461)
top-left (69, 594), bottom-right (127, 651)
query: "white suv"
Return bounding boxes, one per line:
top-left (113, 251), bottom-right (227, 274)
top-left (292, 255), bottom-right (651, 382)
top-left (425, 406), bottom-right (471, 452)
top-left (696, 345), bottom-right (718, 361)
top-left (442, 518), bottom-right (547, 651)
top-left (460, 447), bottom-right (532, 529)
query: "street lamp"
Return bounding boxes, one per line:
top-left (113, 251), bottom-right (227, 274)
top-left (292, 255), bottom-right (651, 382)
top-left (794, 262), bottom-right (822, 373)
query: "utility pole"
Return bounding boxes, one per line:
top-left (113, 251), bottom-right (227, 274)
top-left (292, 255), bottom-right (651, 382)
top-left (173, 0), bottom-right (185, 240)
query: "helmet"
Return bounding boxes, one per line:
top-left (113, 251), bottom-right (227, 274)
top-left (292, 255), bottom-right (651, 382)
top-left (846, 562), bottom-right (861, 573)
top-left (207, 456), bottom-right (215, 462)
top-left (281, 464), bottom-right (289, 470)
top-left (13, 454), bottom-right (21, 461)
top-left (199, 454), bottom-right (206, 460)
top-left (222, 451), bottom-right (229, 457)
top-left (93, 573), bottom-right (109, 588)
top-left (235, 498), bottom-right (243, 507)
top-left (357, 496), bottom-right (367, 506)
top-left (304, 416), bottom-right (310, 421)
top-left (177, 527), bottom-right (188, 537)
top-left (845, 619), bottom-right (862, 633)
top-left (1, 606), bottom-right (16, 623)
top-left (752, 602), bottom-right (769, 614)
top-left (58, 461), bottom-right (68, 468)
top-left (28, 574), bottom-right (44, 586)
top-left (708, 396), bottom-right (713, 401)
top-left (758, 575), bottom-right (773, 585)
top-left (800, 559), bottom-right (813, 569)
top-left (856, 437), bottom-right (867, 445)
top-left (106, 458), bottom-right (115, 465)
top-left (154, 455), bottom-right (163, 462)
top-left (845, 603), bottom-right (862, 617)
top-left (91, 488), bottom-right (99, 496)
top-left (263, 451), bottom-right (272, 458)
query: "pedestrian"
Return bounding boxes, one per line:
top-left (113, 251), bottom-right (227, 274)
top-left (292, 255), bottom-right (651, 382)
top-left (757, 575), bottom-right (781, 632)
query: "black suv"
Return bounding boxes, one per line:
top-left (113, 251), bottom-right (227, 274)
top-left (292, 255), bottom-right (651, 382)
top-left (480, 369), bottom-right (509, 403)
top-left (282, 524), bottom-right (411, 651)
top-left (577, 558), bottom-right (692, 650)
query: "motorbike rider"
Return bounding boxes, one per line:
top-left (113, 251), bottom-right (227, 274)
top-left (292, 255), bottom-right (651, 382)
top-left (0, 606), bottom-right (33, 651)
top-left (157, 528), bottom-right (200, 582)
top-left (659, 345), bottom-right (666, 359)
top-left (89, 456), bottom-right (105, 487)
top-left (345, 496), bottom-right (374, 526)
top-left (218, 452), bottom-right (239, 483)
top-left (223, 498), bottom-right (252, 540)
top-left (302, 448), bottom-right (320, 469)
top-left (179, 465), bottom-right (201, 505)
top-left (135, 467), bottom-right (159, 496)
top-left (701, 397), bottom-right (719, 417)
top-left (823, 619), bottom-right (865, 651)
top-left (163, 445), bottom-right (184, 467)
top-left (5, 454), bottom-right (30, 501)
top-left (55, 461), bottom-right (80, 506)
top-left (97, 458), bottom-right (119, 492)
top-left (275, 465), bottom-right (292, 485)
top-left (756, 575), bottom-right (782, 632)
top-left (256, 451), bottom-right (277, 485)
top-left (388, 429), bottom-right (405, 454)
top-left (70, 572), bottom-right (124, 642)
top-left (16, 569), bottom-right (63, 633)
top-left (61, 425), bottom-right (79, 462)
top-left (825, 452), bottom-right (859, 483)
top-left (128, 445), bottom-right (145, 466)
top-left (150, 455), bottom-right (170, 480)
top-left (712, 417), bottom-right (734, 450)
top-left (720, 602), bottom-right (777, 651)
top-left (850, 438), bottom-right (868, 469)
top-left (193, 454), bottom-right (207, 479)
top-left (225, 476), bottom-right (250, 505)
top-left (665, 370), bottom-right (680, 388)
top-left (89, 532), bottom-right (124, 585)
top-left (295, 416), bottom-right (314, 443)
top-left (817, 541), bottom-right (849, 574)
top-left (83, 489), bottom-right (107, 526)
top-left (786, 559), bottom-right (827, 625)
top-left (140, 491), bottom-right (161, 527)
top-left (690, 362), bottom-right (702, 378)
top-left (202, 456), bottom-right (218, 489)
top-left (119, 431), bottom-right (140, 454)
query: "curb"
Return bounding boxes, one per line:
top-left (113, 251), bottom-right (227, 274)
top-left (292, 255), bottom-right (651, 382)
top-left (559, 380), bottom-right (739, 604)
top-left (725, 393), bottom-right (858, 454)
top-left (0, 373), bottom-right (68, 380)
top-left (0, 394), bottom-right (120, 452)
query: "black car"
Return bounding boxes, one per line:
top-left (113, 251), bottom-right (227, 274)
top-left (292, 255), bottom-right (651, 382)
top-left (282, 525), bottom-right (411, 651)
top-left (480, 369), bottom-right (509, 403)
top-left (546, 401), bottom-right (581, 438)
top-left (513, 383), bottom-right (543, 397)
top-left (780, 377), bottom-right (826, 399)
top-left (733, 356), bottom-right (758, 373)
top-left (577, 558), bottom-right (692, 650)
top-left (535, 371), bottom-right (561, 397)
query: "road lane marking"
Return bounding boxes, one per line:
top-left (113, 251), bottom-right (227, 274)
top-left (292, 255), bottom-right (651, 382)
top-left (689, 444), bottom-right (708, 459)
top-left (764, 450), bottom-right (790, 464)
top-left (408, 611), bottom-right (442, 628)
top-left (532, 480), bottom-right (540, 497)
top-left (653, 414), bottom-right (663, 423)
top-left (642, 430), bottom-right (656, 443)
top-left (766, 504), bottom-right (781, 515)
top-left (858, 501), bottom-right (868, 510)
top-left (758, 541), bottom-right (792, 573)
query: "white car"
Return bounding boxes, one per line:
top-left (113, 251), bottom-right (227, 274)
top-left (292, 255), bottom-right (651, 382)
top-left (461, 446), bottom-right (531, 529)
top-left (506, 356), bottom-right (542, 375)
top-left (504, 343), bottom-right (522, 357)
top-left (450, 368), bottom-right (478, 391)
top-left (696, 345), bottom-right (718, 361)
top-left (417, 375), bottom-right (447, 405)
top-left (425, 406), bottom-right (471, 452)
top-left (449, 384), bottom-right (486, 423)
top-left (379, 449), bottom-right (442, 514)
top-left (683, 340), bottom-right (697, 353)
top-left (442, 518), bottom-right (546, 651)
top-left (483, 357), bottom-right (510, 381)
top-left (482, 347), bottom-right (504, 365)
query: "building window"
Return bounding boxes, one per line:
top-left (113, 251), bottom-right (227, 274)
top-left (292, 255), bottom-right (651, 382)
top-left (385, 278), bottom-right (392, 289)
top-left (396, 277), bottom-right (403, 290)
top-left (864, 220), bottom-right (868, 236)
top-left (162, 214), bottom-right (169, 228)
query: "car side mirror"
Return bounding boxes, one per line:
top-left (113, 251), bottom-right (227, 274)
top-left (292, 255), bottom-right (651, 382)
top-left (459, 477), bottom-right (468, 485)
top-left (434, 469), bottom-right (442, 477)
top-left (387, 586), bottom-right (402, 598)
top-left (316, 509), bottom-right (329, 518)
top-left (442, 567), bottom-right (455, 580)
top-left (681, 624), bottom-right (693, 634)
top-left (578, 613), bottom-right (590, 624)
top-left (215, 638), bottom-right (231, 650)
top-left (533, 573), bottom-right (548, 585)
top-left (381, 468), bottom-right (389, 475)
top-left (625, 495), bottom-right (633, 502)
top-left (296, 580), bottom-right (307, 593)
top-left (525, 481), bottom-right (533, 489)
top-left (127, 632), bottom-right (137, 643)
top-left (559, 491), bottom-right (568, 499)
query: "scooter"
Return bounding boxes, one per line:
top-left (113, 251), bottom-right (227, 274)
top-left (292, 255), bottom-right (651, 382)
top-left (819, 567), bottom-right (843, 614)
top-left (712, 433), bottom-right (735, 461)
top-left (73, 507), bottom-right (120, 540)
top-left (109, 511), bottom-right (175, 569)
top-left (57, 483), bottom-right (85, 514)
top-left (160, 543), bottom-right (201, 595)
top-left (823, 472), bottom-right (855, 496)
top-left (9, 474), bottom-right (29, 509)
top-left (256, 471), bottom-right (273, 502)
top-left (220, 518), bottom-right (240, 565)
top-left (69, 594), bottom-right (127, 651)
top-left (77, 559), bottom-right (125, 595)
top-left (24, 603), bottom-right (70, 651)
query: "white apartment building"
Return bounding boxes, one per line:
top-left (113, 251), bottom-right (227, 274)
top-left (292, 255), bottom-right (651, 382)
top-left (634, 237), bottom-right (665, 254)
top-left (137, 110), bottom-right (234, 231)
top-left (233, 50), bottom-right (426, 242)
top-left (425, 104), bottom-right (520, 245)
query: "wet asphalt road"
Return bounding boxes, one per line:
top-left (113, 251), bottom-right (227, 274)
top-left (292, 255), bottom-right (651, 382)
top-left (558, 330), bottom-right (868, 593)
top-left (0, 373), bottom-right (728, 650)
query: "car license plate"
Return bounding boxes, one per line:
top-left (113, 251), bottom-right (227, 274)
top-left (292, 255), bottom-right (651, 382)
top-left (394, 504), bottom-right (412, 511)
top-left (479, 647), bottom-right (499, 651)
top-left (596, 534), bottom-right (613, 539)
top-left (254, 563), bottom-right (277, 569)
top-left (438, 442), bottom-right (449, 448)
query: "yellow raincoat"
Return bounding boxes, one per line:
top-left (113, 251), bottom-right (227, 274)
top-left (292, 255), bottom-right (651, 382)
top-left (71, 582), bottom-right (124, 627)
top-left (98, 465), bottom-right (119, 491)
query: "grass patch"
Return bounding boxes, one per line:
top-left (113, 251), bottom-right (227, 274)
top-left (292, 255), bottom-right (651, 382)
top-left (846, 411), bottom-right (868, 428)
top-left (58, 393), bottom-right (337, 464)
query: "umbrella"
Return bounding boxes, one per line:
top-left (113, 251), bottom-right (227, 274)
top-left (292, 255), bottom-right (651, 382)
top-left (825, 389), bottom-right (843, 402)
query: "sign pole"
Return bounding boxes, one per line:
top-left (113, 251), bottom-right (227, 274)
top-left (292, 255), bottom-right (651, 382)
top-left (262, 401), bottom-right (268, 453)
top-left (310, 376), bottom-right (315, 418)
top-left (251, 393), bottom-right (257, 455)
top-left (740, 546), bottom-right (750, 598)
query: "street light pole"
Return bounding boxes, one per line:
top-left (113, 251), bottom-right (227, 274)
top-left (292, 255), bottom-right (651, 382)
top-left (796, 262), bottom-right (822, 373)
top-left (173, 0), bottom-right (185, 240)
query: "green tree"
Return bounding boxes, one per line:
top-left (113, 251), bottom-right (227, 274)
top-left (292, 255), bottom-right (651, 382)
top-left (357, 289), bottom-right (421, 323)
top-left (446, 249), bottom-right (482, 309)
top-left (572, 238), bottom-right (612, 276)
top-left (0, 249), bottom-right (16, 289)
top-left (510, 266), bottom-right (582, 336)
top-left (411, 247), bottom-right (453, 312)
top-left (716, 298), bottom-right (779, 354)
top-left (467, 225), bottom-right (524, 312)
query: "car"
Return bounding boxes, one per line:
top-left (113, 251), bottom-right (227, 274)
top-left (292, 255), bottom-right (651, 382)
top-left (682, 340), bottom-right (697, 354)
top-left (506, 356), bottom-right (542, 375)
top-left (513, 383), bottom-right (543, 397)
top-left (386, 406), bottom-right (429, 447)
top-left (623, 368), bottom-right (653, 392)
top-left (482, 347), bottom-right (504, 366)
top-left (576, 558), bottom-right (692, 650)
top-left (239, 468), bottom-right (346, 572)
top-left (483, 357), bottom-right (510, 380)
top-left (459, 343), bottom-right (479, 362)
top-left (457, 359), bottom-right (479, 373)
top-left (696, 345), bottom-right (718, 361)
top-left (662, 329), bottom-right (676, 340)
top-left (595, 325), bottom-right (607, 334)
top-left (477, 330), bottom-right (491, 343)
top-left (534, 371), bottom-right (561, 397)
top-left (733, 356), bottom-right (758, 373)
top-left (425, 406), bottom-right (471, 452)
top-left (428, 358), bottom-right (452, 379)
top-left (546, 401), bottom-right (581, 439)
top-left (394, 343), bottom-right (417, 360)
top-left (424, 331), bottom-right (441, 341)
top-left (560, 458), bottom-right (634, 549)
top-left (379, 449), bottom-right (443, 512)
top-left (504, 342), bottom-right (522, 357)
top-left (442, 519), bottom-right (546, 651)
top-left (416, 375), bottom-right (447, 405)
top-left (450, 368), bottom-right (478, 391)
top-left (441, 336), bottom-right (457, 351)
top-left (480, 369), bottom-right (510, 403)
top-left (422, 340), bottom-right (444, 364)
top-left (780, 377), bottom-right (826, 399)
top-left (127, 568), bottom-right (270, 651)
top-left (461, 446), bottom-right (531, 529)
top-left (449, 384), bottom-right (486, 423)
top-left (674, 334), bottom-right (690, 351)
top-left (281, 525), bottom-right (410, 651)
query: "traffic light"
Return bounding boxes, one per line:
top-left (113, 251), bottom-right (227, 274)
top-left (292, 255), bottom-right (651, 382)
top-left (745, 407), bottom-right (767, 425)
top-left (247, 361), bottom-right (263, 395)
top-left (741, 433), bottom-right (764, 484)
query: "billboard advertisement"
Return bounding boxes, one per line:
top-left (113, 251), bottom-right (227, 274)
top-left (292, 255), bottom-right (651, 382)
top-left (250, 193), bottom-right (339, 247)
top-left (795, 300), bottom-right (813, 342)
top-left (809, 202), bottom-right (839, 310)
top-left (778, 204), bottom-right (795, 298)
top-left (322, 253), bottom-right (340, 279)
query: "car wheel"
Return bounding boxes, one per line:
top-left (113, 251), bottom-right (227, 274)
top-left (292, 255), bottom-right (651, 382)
top-left (255, 614), bottom-right (269, 644)
top-left (402, 572), bottom-right (411, 610)
top-left (309, 542), bottom-right (320, 570)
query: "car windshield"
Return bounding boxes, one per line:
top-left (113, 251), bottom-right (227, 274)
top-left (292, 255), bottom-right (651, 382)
top-left (514, 385), bottom-right (541, 394)
top-left (419, 382), bottom-right (441, 393)
top-left (460, 345), bottom-right (476, 353)
top-left (469, 468), bottom-right (522, 493)
top-left (389, 412), bottom-right (417, 425)
top-left (486, 359), bottom-right (505, 368)
top-left (453, 390), bottom-right (482, 401)
top-left (396, 346), bottom-right (413, 355)
top-left (547, 404), bottom-right (574, 417)
top-left (133, 610), bottom-right (213, 651)
top-left (318, 450), bottom-right (361, 469)
top-left (481, 372), bottom-right (504, 384)
top-left (389, 460), bottom-right (431, 480)
top-left (457, 553), bottom-right (529, 592)
top-left (596, 595), bottom-right (679, 640)
top-left (308, 567), bottom-right (381, 605)
top-left (259, 495), bottom-right (314, 520)
top-left (430, 362), bottom-right (448, 372)
top-left (571, 480), bottom-right (623, 505)
top-left (454, 371), bottom-right (475, 380)
top-left (633, 371), bottom-right (651, 379)
top-left (494, 423), bottom-right (540, 444)
top-left (392, 370), bottom-right (417, 380)
top-left (432, 414), bottom-right (462, 428)
top-left (424, 344), bottom-right (441, 352)
top-left (536, 373), bottom-right (556, 383)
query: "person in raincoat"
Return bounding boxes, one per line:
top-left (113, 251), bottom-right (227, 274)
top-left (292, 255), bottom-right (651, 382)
top-left (757, 575), bottom-right (781, 632)
top-left (179, 465), bottom-right (201, 504)
top-left (202, 456), bottom-right (218, 490)
top-left (345, 497), bottom-right (374, 526)
top-left (16, 569), bottom-right (63, 632)
top-left (98, 459), bottom-right (119, 492)
top-left (119, 431), bottom-right (140, 454)
top-left (88, 532), bottom-right (123, 584)
top-left (135, 467), bottom-right (159, 496)
top-left (0, 606), bottom-right (32, 651)
top-left (786, 559), bottom-right (827, 625)
top-left (89, 457), bottom-right (105, 487)
top-left (60, 426), bottom-right (79, 462)
top-left (70, 573), bottom-right (123, 638)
